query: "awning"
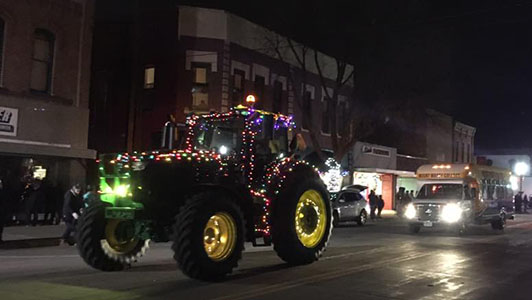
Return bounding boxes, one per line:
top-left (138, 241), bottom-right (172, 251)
top-left (354, 167), bottom-right (416, 177)
top-left (0, 138), bottom-right (96, 159)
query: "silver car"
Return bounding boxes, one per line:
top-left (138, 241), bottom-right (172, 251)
top-left (331, 186), bottom-right (370, 226)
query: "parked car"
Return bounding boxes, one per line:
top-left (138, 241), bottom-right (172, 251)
top-left (331, 185), bottom-right (369, 227)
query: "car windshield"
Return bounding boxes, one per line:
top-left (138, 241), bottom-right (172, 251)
top-left (193, 117), bottom-right (244, 154)
top-left (417, 184), bottom-right (463, 200)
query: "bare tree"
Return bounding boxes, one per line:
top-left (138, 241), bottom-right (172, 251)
top-left (263, 30), bottom-right (373, 162)
top-left (262, 32), bottom-right (326, 159)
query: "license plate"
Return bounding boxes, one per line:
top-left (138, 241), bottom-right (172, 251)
top-left (423, 221), bottom-right (433, 227)
top-left (105, 208), bottom-right (135, 220)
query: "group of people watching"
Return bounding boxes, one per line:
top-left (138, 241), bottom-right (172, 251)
top-left (368, 190), bottom-right (385, 220)
top-left (514, 191), bottom-right (531, 213)
top-left (395, 187), bottom-right (416, 216)
top-left (0, 178), bottom-right (98, 244)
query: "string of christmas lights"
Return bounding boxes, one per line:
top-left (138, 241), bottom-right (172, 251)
top-left (101, 104), bottom-right (319, 239)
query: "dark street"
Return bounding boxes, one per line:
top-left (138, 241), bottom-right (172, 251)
top-left (2, 216), bottom-right (532, 300)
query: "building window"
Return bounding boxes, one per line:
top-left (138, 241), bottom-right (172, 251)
top-left (254, 75), bottom-right (265, 109)
top-left (301, 91), bottom-right (312, 130)
top-left (467, 144), bottom-right (471, 163)
top-left (191, 63), bottom-right (210, 112)
top-left (272, 81), bottom-right (283, 113)
top-left (232, 69), bottom-right (245, 106)
top-left (144, 66), bottom-right (155, 89)
top-left (30, 29), bottom-right (54, 93)
top-left (321, 97), bottom-right (330, 134)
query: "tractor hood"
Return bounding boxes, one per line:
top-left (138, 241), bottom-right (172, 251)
top-left (98, 149), bottom-right (224, 207)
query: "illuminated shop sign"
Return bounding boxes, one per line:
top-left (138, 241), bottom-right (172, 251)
top-left (0, 106), bottom-right (18, 136)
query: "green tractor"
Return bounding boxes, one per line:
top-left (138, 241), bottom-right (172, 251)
top-left (77, 104), bottom-right (332, 280)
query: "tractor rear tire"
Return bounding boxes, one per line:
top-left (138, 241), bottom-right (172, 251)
top-left (172, 192), bottom-right (245, 280)
top-left (272, 178), bottom-right (332, 265)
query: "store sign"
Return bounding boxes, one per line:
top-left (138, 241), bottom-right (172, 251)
top-left (0, 106), bottom-right (18, 136)
top-left (362, 145), bottom-right (390, 157)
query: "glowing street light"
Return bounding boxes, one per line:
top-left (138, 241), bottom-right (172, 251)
top-left (514, 162), bottom-right (529, 176)
top-left (514, 162), bottom-right (529, 192)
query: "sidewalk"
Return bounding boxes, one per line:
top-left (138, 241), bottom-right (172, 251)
top-left (1, 224), bottom-right (64, 249)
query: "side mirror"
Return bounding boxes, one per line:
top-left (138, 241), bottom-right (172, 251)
top-left (161, 121), bottom-right (176, 149)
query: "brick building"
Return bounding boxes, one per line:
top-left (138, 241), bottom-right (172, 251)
top-left (453, 121), bottom-right (476, 163)
top-left (90, 2), bottom-right (352, 154)
top-left (0, 0), bottom-right (95, 190)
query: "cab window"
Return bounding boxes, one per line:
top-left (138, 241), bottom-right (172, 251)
top-left (253, 114), bottom-right (288, 157)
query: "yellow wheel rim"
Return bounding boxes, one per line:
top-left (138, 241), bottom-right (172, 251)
top-left (104, 219), bottom-right (139, 255)
top-left (203, 212), bottom-right (237, 261)
top-left (295, 189), bottom-right (327, 248)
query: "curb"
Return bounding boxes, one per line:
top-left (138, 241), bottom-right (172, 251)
top-left (0, 237), bottom-right (61, 250)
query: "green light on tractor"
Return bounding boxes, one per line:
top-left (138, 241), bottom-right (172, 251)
top-left (99, 177), bottom-right (136, 207)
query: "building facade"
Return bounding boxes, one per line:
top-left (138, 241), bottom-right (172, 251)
top-left (0, 0), bottom-right (95, 190)
top-left (453, 121), bottom-right (476, 163)
top-left (90, 3), bottom-right (352, 154)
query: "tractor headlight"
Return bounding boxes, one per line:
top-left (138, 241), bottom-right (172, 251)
top-left (441, 203), bottom-right (462, 223)
top-left (405, 203), bottom-right (417, 219)
top-left (114, 184), bottom-right (130, 197)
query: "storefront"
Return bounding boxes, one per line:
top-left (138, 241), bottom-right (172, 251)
top-left (0, 99), bottom-right (96, 196)
top-left (353, 168), bottom-right (415, 210)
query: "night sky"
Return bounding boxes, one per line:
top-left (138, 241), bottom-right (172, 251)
top-left (186, 0), bottom-right (532, 151)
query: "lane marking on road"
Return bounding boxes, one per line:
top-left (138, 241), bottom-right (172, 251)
top-left (211, 251), bottom-right (431, 300)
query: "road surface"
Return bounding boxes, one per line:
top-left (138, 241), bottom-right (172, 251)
top-left (2, 216), bottom-right (532, 300)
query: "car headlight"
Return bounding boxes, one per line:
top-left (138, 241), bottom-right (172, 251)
top-left (441, 203), bottom-right (462, 223)
top-left (405, 203), bottom-right (417, 219)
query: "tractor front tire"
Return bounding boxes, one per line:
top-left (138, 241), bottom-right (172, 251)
top-left (77, 204), bottom-right (149, 271)
top-left (272, 178), bottom-right (332, 265)
top-left (172, 192), bottom-right (245, 280)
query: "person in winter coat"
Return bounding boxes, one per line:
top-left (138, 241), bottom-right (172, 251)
top-left (377, 195), bottom-right (385, 218)
top-left (27, 181), bottom-right (46, 226)
top-left (369, 190), bottom-right (378, 220)
top-left (60, 184), bottom-right (82, 246)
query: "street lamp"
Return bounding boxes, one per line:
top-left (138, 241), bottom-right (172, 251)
top-left (514, 162), bottom-right (529, 192)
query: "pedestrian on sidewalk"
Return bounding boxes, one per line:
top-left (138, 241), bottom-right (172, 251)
top-left (28, 181), bottom-right (45, 226)
top-left (377, 195), bottom-right (385, 218)
top-left (60, 184), bottom-right (82, 246)
top-left (0, 179), bottom-right (8, 243)
top-left (369, 190), bottom-right (378, 220)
